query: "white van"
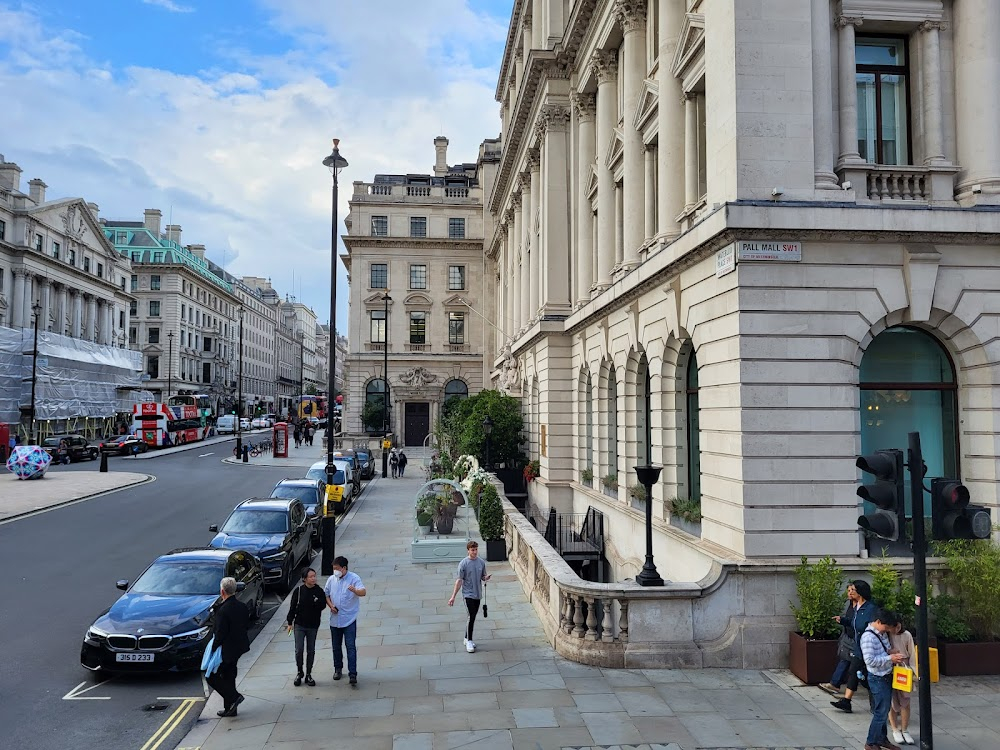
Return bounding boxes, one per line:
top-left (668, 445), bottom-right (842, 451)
top-left (216, 415), bottom-right (237, 434)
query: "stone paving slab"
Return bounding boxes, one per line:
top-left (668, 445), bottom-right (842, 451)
top-left (0, 469), bottom-right (151, 520)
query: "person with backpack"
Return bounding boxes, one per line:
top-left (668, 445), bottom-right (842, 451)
top-left (397, 451), bottom-right (408, 477)
top-left (859, 609), bottom-right (907, 750)
top-left (831, 579), bottom-right (877, 714)
top-left (286, 568), bottom-right (327, 687)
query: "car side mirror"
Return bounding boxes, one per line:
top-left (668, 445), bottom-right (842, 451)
top-left (209, 524), bottom-right (219, 533)
top-left (235, 581), bottom-right (246, 592)
top-left (116, 579), bottom-right (129, 591)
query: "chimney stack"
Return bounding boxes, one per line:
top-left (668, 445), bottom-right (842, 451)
top-left (188, 243), bottom-right (206, 260)
top-left (433, 136), bottom-right (449, 177)
top-left (165, 224), bottom-right (182, 245)
top-left (28, 178), bottom-right (47, 204)
top-left (144, 209), bottom-right (162, 236)
top-left (0, 157), bottom-right (21, 192)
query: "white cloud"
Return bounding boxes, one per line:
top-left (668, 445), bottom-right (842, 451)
top-left (0, 2), bottom-right (509, 329)
top-left (141, 0), bottom-right (195, 13)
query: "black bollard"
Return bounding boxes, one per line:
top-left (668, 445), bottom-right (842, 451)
top-left (242, 445), bottom-right (249, 463)
top-left (99, 451), bottom-right (109, 473)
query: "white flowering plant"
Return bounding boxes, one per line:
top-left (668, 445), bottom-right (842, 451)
top-left (452, 454), bottom-right (479, 482)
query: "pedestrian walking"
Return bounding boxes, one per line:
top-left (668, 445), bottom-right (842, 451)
top-left (306, 423), bottom-right (314, 446)
top-left (831, 579), bottom-right (877, 713)
top-left (293, 422), bottom-right (302, 449)
top-left (57, 439), bottom-right (72, 465)
top-left (286, 568), bottom-right (327, 687)
top-left (397, 451), bottom-right (408, 477)
top-left (448, 541), bottom-right (491, 653)
top-left (324, 556), bottom-right (366, 685)
top-left (887, 614), bottom-right (916, 745)
top-left (859, 609), bottom-right (907, 750)
top-left (206, 577), bottom-right (251, 717)
top-left (820, 583), bottom-right (860, 695)
top-left (389, 449), bottom-right (399, 478)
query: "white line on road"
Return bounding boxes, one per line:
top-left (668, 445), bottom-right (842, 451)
top-left (197, 453), bottom-right (215, 457)
top-left (156, 696), bottom-right (205, 701)
top-left (63, 680), bottom-right (112, 700)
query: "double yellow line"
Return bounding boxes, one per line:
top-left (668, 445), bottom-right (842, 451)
top-left (139, 698), bottom-right (201, 750)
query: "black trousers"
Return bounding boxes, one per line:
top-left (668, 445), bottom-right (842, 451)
top-left (465, 597), bottom-right (481, 641)
top-left (206, 661), bottom-right (240, 708)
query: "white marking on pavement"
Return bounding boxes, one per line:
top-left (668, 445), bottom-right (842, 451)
top-left (63, 680), bottom-right (112, 700)
top-left (197, 453), bottom-right (214, 457)
top-left (156, 696), bottom-right (205, 701)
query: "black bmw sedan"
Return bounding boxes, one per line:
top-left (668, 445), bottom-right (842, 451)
top-left (80, 548), bottom-right (263, 677)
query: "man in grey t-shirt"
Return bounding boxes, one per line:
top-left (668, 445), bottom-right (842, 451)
top-left (448, 541), bottom-right (490, 652)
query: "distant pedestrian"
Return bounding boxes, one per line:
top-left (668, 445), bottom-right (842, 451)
top-left (324, 556), bottom-right (366, 685)
top-left (397, 451), bottom-right (408, 477)
top-left (448, 541), bottom-right (490, 653)
top-left (206, 577), bottom-right (251, 718)
top-left (389, 450), bottom-right (399, 479)
top-left (860, 609), bottom-right (907, 750)
top-left (293, 423), bottom-right (302, 449)
top-left (57, 439), bottom-right (71, 465)
top-left (286, 568), bottom-right (327, 687)
top-left (306, 423), bottom-right (314, 446)
top-left (887, 614), bottom-right (916, 746)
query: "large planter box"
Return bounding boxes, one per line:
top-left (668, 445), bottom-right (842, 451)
top-left (938, 639), bottom-right (1000, 676)
top-left (788, 631), bottom-right (839, 685)
top-left (485, 539), bottom-right (507, 562)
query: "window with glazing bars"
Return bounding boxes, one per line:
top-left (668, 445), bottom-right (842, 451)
top-left (448, 265), bottom-right (465, 290)
top-left (371, 216), bottom-right (388, 236)
top-left (856, 36), bottom-right (910, 165)
top-left (409, 312), bottom-right (426, 344)
top-left (448, 312), bottom-right (465, 344)
top-left (409, 264), bottom-right (427, 289)
top-left (370, 263), bottom-right (388, 288)
top-left (370, 310), bottom-right (386, 343)
top-left (448, 218), bottom-right (465, 239)
top-left (409, 217), bottom-right (427, 238)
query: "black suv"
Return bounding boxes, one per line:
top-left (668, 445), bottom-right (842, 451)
top-left (42, 434), bottom-right (99, 462)
top-left (269, 478), bottom-right (327, 548)
top-left (209, 498), bottom-right (313, 591)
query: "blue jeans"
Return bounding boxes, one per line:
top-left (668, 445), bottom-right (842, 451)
top-left (867, 672), bottom-right (892, 745)
top-left (830, 658), bottom-right (851, 687)
top-left (331, 620), bottom-right (358, 676)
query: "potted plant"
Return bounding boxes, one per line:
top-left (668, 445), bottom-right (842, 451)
top-left (869, 551), bottom-right (916, 627)
top-left (667, 496), bottom-right (702, 536)
top-left (581, 466), bottom-right (593, 487)
top-left (628, 482), bottom-right (646, 509)
top-left (523, 459), bottom-right (540, 483)
top-left (788, 556), bottom-right (844, 684)
top-left (416, 510), bottom-right (433, 532)
top-left (478, 482), bottom-right (506, 561)
top-left (933, 538), bottom-right (1000, 675)
top-left (601, 473), bottom-right (618, 497)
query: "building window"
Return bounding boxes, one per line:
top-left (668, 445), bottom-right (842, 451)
top-left (130, 275), bottom-right (138, 292)
top-left (152, 251), bottom-right (164, 263)
top-left (686, 351), bottom-right (701, 502)
top-left (69, 249), bottom-right (76, 266)
top-left (148, 327), bottom-right (160, 344)
top-left (120, 276), bottom-right (126, 291)
top-left (444, 379), bottom-right (468, 404)
top-left (151, 274), bottom-right (161, 290)
top-left (0, 219), bottom-right (5, 240)
top-left (149, 300), bottom-right (161, 316)
top-left (34, 234), bottom-right (43, 251)
top-left (409, 264), bottom-right (427, 289)
top-left (129, 326), bottom-right (137, 344)
top-left (115, 230), bottom-right (128, 245)
top-left (129, 300), bottom-right (137, 316)
top-left (448, 312), bottom-right (465, 344)
top-left (52, 241), bottom-right (60, 259)
top-left (370, 310), bottom-right (386, 343)
top-left (409, 217), bottom-right (427, 238)
top-left (409, 311), bottom-right (426, 344)
top-left (857, 36), bottom-right (910, 165)
top-left (84, 257), bottom-right (90, 273)
top-left (585, 372), bottom-right (594, 474)
top-left (119, 310), bottom-right (125, 328)
top-left (448, 265), bottom-right (465, 290)
top-left (860, 326), bottom-right (957, 518)
top-left (147, 355), bottom-right (159, 379)
top-left (639, 356), bottom-right (652, 466)
top-left (371, 215), bottom-right (388, 236)
top-left (448, 218), bottom-right (465, 239)
top-left (97, 262), bottom-right (104, 278)
top-left (370, 263), bottom-right (388, 289)
top-left (364, 379), bottom-right (388, 431)
top-left (607, 366), bottom-right (619, 484)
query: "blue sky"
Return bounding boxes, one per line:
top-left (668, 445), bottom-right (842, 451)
top-left (0, 0), bottom-right (513, 328)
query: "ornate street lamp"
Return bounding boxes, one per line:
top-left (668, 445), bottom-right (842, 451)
top-left (235, 306), bottom-right (245, 458)
top-left (633, 464), bottom-right (665, 586)
top-left (29, 302), bottom-right (42, 444)
top-left (381, 291), bottom-right (391, 479)
top-left (166, 331), bottom-right (174, 401)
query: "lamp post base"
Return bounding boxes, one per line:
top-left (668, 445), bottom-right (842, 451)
top-left (635, 559), bottom-right (664, 587)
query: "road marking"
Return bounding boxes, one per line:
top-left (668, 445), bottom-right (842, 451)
top-left (156, 696), bottom-right (206, 701)
top-left (62, 680), bottom-right (112, 700)
top-left (140, 698), bottom-right (198, 750)
top-left (197, 453), bottom-right (214, 457)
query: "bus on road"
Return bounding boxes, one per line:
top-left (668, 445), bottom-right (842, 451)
top-left (167, 394), bottom-right (214, 424)
top-left (296, 395), bottom-right (326, 422)
top-left (133, 403), bottom-right (207, 447)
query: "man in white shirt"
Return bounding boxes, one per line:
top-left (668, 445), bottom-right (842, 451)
top-left (323, 555), bottom-right (366, 685)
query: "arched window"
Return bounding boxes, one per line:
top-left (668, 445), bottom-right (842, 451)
top-left (444, 379), bottom-right (468, 400)
top-left (638, 357), bottom-right (652, 465)
top-left (607, 367), bottom-right (619, 484)
top-left (585, 372), bottom-right (594, 472)
top-left (686, 352), bottom-right (701, 502)
top-left (364, 378), bottom-right (388, 431)
top-left (860, 327), bottom-right (957, 514)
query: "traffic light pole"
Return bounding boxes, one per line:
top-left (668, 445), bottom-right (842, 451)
top-left (906, 431), bottom-right (933, 750)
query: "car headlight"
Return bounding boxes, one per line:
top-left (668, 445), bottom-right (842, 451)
top-left (87, 625), bottom-right (109, 641)
top-left (175, 625), bottom-right (212, 642)
top-left (262, 550), bottom-right (287, 561)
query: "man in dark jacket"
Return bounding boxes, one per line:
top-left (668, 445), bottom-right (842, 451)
top-left (286, 568), bottom-right (327, 686)
top-left (206, 577), bottom-right (251, 717)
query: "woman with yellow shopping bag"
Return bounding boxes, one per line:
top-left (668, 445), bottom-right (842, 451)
top-left (888, 614), bottom-right (916, 745)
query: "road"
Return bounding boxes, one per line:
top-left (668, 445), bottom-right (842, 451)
top-left (0, 439), bottom-right (310, 750)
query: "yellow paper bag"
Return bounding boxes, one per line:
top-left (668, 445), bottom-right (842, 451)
top-left (892, 665), bottom-right (914, 692)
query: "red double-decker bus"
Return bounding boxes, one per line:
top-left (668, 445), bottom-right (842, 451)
top-left (132, 403), bottom-right (206, 447)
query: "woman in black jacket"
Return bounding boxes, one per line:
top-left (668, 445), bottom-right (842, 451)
top-left (820, 582), bottom-right (859, 695)
top-left (286, 568), bottom-right (327, 686)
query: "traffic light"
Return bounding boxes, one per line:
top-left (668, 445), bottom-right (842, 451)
top-left (931, 478), bottom-right (992, 540)
top-left (857, 449), bottom-right (905, 541)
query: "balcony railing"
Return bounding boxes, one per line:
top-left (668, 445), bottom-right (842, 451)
top-left (406, 186), bottom-right (431, 197)
top-left (365, 342), bottom-right (390, 352)
top-left (837, 163), bottom-right (960, 205)
top-left (406, 343), bottom-right (429, 352)
top-left (353, 181), bottom-right (481, 204)
top-left (446, 343), bottom-right (470, 353)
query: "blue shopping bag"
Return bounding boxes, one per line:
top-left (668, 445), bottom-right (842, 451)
top-left (200, 636), bottom-right (222, 676)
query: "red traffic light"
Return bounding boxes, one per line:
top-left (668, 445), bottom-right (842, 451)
top-left (938, 481), bottom-right (969, 509)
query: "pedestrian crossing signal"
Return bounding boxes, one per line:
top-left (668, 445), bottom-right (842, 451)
top-left (857, 449), bottom-right (905, 541)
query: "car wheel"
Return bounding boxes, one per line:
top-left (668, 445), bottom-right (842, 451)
top-left (281, 563), bottom-right (295, 594)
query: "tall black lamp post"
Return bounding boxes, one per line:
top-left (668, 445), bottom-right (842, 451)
top-left (29, 302), bottom-right (42, 444)
top-left (633, 464), bottom-right (665, 586)
top-left (166, 331), bottom-right (174, 401)
top-left (235, 306), bottom-right (245, 458)
top-left (321, 138), bottom-right (348, 576)
top-left (380, 292), bottom-right (391, 479)
top-left (483, 415), bottom-right (494, 469)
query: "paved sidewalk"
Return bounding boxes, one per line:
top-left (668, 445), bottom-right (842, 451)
top-left (0, 469), bottom-right (152, 522)
top-left (178, 467), bottom-right (1000, 750)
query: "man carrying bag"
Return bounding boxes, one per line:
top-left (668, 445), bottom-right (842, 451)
top-left (205, 577), bottom-right (251, 718)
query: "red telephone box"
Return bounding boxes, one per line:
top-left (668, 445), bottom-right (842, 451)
top-left (273, 422), bottom-right (289, 458)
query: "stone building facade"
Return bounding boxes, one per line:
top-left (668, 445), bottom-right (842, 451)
top-left (342, 137), bottom-right (495, 446)
top-left (487, 0), bottom-right (1000, 617)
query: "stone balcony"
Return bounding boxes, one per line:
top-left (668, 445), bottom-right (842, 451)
top-left (837, 162), bottom-right (961, 206)
top-left (352, 181), bottom-right (481, 205)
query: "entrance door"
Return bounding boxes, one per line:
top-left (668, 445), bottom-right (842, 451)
top-left (404, 402), bottom-right (430, 446)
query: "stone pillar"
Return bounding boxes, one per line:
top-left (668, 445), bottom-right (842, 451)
top-left (644, 144), bottom-right (656, 240)
top-left (573, 92), bottom-right (596, 305)
top-left (528, 148), bottom-right (541, 322)
top-left (616, 0), bottom-right (647, 270)
top-left (11, 269), bottom-right (25, 328)
top-left (41, 280), bottom-right (51, 332)
top-left (657, 0), bottom-right (685, 239)
top-left (955, 0), bottom-right (1000, 194)
top-left (812, 0), bottom-right (839, 187)
top-left (919, 21), bottom-right (946, 166)
top-left (520, 170), bottom-right (533, 328)
top-left (58, 286), bottom-right (69, 335)
top-left (87, 295), bottom-right (98, 342)
top-left (836, 16), bottom-right (864, 165)
top-left (615, 185), bottom-right (624, 265)
top-left (684, 93), bottom-right (699, 209)
top-left (22, 272), bottom-right (34, 328)
top-left (538, 105), bottom-right (573, 316)
top-left (592, 49), bottom-right (618, 293)
top-left (71, 291), bottom-right (83, 338)
top-left (512, 192), bottom-right (523, 334)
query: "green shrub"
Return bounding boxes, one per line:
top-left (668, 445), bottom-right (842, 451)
top-left (934, 538), bottom-right (1000, 641)
top-left (628, 482), bottom-right (646, 501)
top-left (869, 552), bottom-right (916, 626)
top-left (790, 556), bottom-right (845, 639)
top-left (929, 593), bottom-right (973, 643)
top-left (669, 496), bottom-right (702, 524)
top-left (601, 473), bottom-right (618, 489)
top-left (581, 467), bottom-right (594, 482)
top-left (416, 511), bottom-right (432, 527)
top-left (477, 483), bottom-right (504, 541)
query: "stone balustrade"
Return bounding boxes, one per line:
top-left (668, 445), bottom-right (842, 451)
top-left (352, 181), bottom-right (481, 204)
top-left (838, 163), bottom-right (961, 205)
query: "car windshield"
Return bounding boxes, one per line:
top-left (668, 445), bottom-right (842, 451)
top-left (304, 467), bottom-right (346, 484)
top-left (222, 509), bottom-right (288, 534)
top-left (270, 485), bottom-right (314, 503)
top-left (42, 438), bottom-right (62, 447)
top-left (130, 561), bottom-right (224, 595)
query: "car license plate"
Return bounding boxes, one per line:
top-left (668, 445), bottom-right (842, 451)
top-left (115, 652), bottom-right (155, 663)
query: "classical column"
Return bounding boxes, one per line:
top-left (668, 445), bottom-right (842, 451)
top-left (657, 0), bottom-right (685, 239)
top-left (41, 279), bottom-right (52, 332)
top-left (520, 169), bottom-right (533, 328)
top-left (684, 93), bottom-right (699, 210)
top-left (615, 185), bottom-right (624, 265)
top-left (58, 286), bottom-right (69, 335)
top-left (592, 49), bottom-right (618, 292)
top-left (22, 272), bottom-right (34, 328)
top-left (836, 16), bottom-right (864, 165)
top-left (11, 269), bottom-right (25, 328)
top-left (954, 0), bottom-right (1000, 194)
top-left (644, 144), bottom-right (656, 239)
top-left (812, 0), bottom-right (839, 187)
top-left (919, 21), bottom-right (946, 166)
top-left (71, 291), bottom-right (83, 338)
top-left (573, 92), bottom-right (596, 305)
top-left (537, 105), bottom-right (573, 316)
top-left (527, 148), bottom-right (541, 322)
top-left (615, 0), bottom-right (647, 270)
top-left (511, 191), bottom-right (523, 334)
top-left (87, 295), bottom-right (98, 342)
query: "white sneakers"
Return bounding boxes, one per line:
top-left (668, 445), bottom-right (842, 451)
top-left (891, 729), bottom-right (915, 745)
top-left (464, 638), bottom-right (476, 653)
top-left (901, 731), bottom-right (915, 745)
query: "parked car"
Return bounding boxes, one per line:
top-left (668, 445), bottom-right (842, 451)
top-left (216, 415), bottom-right (237, 434)
top-left (80, 547), bottom-right (264, 677)
top-left (269, 478), bottom-right (326, 547)
top-left (306, 460), bottom-right (354, 511)
top-left (239, 418), bottom-right (252, 431)
top-left (354, 449), bottom-right (375, 479)
top-left (334, 450), bottom-right (364, 489)
top-left (250, 416), bottom-right (271, 429)
top-left (42, 434), bottom-right (99, 462)
top-left (209, 497), bottom-right (312, 591)
top-left (99, 434), bottom-right (148, 456)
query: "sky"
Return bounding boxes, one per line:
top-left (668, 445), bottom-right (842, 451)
top-left (0, 0), bottom-right (513, 331)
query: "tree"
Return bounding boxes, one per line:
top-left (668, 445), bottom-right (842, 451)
top-left (361, 397), bottom-right (385, 432)
top-left (453, 389), bottom-right (524, 468)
